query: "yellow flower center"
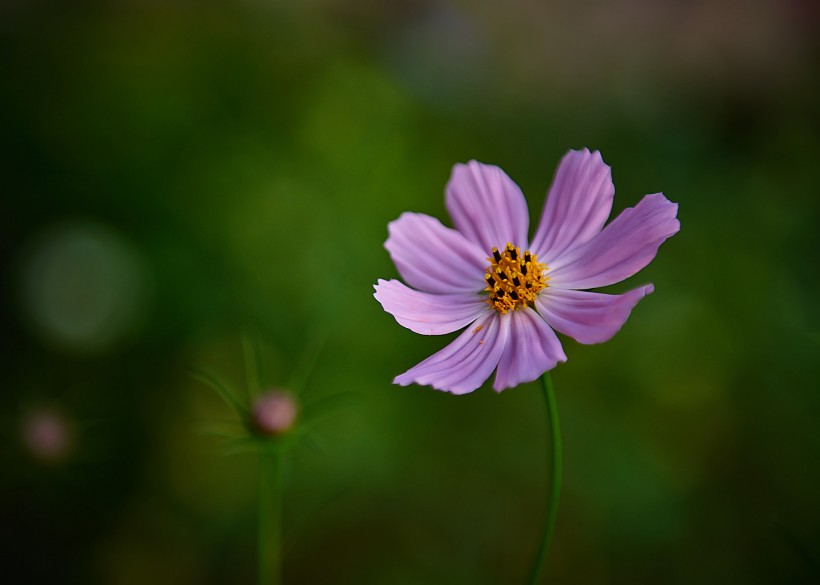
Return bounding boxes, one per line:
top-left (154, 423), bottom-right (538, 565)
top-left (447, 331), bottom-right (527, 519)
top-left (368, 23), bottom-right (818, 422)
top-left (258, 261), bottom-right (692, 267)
top-left (484, 243), bottom-right (548, 314)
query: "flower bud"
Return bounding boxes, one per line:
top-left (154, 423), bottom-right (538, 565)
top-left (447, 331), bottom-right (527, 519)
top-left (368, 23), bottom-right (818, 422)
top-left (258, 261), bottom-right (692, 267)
top-left (251, 389), bottom-right (298, 436)
top-left (22, 408), bottom-right (74, 463)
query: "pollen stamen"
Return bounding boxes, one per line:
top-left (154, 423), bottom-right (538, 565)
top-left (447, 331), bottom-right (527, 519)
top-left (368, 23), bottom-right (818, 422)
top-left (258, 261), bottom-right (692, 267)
top-left (483, 242), bottom-right (548, 314)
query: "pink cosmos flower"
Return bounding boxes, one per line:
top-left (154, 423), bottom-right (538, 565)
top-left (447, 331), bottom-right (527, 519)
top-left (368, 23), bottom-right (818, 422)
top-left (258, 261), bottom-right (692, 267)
top-left (374, 149), bottom-right (680, 394)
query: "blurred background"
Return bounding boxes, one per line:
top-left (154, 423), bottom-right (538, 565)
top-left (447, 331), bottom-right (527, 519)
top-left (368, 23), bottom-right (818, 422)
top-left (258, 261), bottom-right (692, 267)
top-left (1, 1), bottom-right (818, 583)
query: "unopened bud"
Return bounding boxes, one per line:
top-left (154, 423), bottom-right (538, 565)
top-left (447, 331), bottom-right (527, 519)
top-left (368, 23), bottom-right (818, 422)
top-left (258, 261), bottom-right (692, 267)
top-left (22, 408), bottom-right (74, 463)
top-left (252, 390), bottom-right (298, 436)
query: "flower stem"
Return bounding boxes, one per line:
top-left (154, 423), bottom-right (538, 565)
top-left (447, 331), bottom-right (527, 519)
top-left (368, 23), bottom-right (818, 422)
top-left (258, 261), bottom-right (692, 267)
top-left (527, 371), bottom-right (563, 585)
top-left (259, 450), bottom-right (283, 585)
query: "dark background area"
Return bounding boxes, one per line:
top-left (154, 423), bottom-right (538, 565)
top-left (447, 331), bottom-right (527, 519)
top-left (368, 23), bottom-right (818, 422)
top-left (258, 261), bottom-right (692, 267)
top-left (1, 1), bottom-right (818, 583)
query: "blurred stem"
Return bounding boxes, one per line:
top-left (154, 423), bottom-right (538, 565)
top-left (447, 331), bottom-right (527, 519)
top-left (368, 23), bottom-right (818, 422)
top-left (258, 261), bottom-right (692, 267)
top-left (527, 372), bottom-right (562, 585)
top-left (259, 450), bottom-right (283, 585)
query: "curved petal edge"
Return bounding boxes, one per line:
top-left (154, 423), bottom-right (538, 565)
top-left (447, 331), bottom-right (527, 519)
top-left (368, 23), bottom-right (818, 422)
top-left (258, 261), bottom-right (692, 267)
top-left (537, 285), bottom-right (653, 345)
top-left (374, 279), bottom-right (488, 336)
top-left (445, 161), bottom-right (530, 253)
top-left (385, 212), bottom-right (487, 294)
top-left (547, 193), bottom-right (679, 290)
top-left (531, 148), bottom-right (615, 262)
top-left (493, 309), bottom-right (566, 392)
top-left (394, 312), bottom-right (509, 395)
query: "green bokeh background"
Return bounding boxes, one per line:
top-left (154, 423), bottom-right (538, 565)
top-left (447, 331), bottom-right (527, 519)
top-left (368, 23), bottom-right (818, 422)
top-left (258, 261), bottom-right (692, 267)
top-left (1, 2), bottom-right (818, 584)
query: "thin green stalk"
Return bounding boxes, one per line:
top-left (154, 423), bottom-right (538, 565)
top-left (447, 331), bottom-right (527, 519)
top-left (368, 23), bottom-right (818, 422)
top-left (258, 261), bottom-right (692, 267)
top-left (259, 450), bottom-right (283, 585)
top-left (527, 371), bottom-right (563, 585)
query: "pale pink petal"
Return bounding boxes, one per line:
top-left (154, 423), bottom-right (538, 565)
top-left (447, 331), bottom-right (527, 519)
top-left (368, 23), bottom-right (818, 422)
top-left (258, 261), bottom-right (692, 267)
top-left (374, 279), bottom-right (488, 336)
top-left (445, 161), bottom-right (530, 252)
top-left (530, 149), bottom-right (614, 261)
top-left (536, 285), bottom-right (653, 345)
top-left (394, 312), bottom-right (509, 395)
top-left (493, 308), bottom-right (566, 392)
top-left (385, 212), bottom-right (487, 294)
top-left (547, 193), bottom-right (679, 290)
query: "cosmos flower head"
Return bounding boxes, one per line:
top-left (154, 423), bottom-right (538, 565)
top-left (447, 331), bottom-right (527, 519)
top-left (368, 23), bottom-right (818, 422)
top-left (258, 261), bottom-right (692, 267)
top-left (374, 149), bottom-right (680, 394)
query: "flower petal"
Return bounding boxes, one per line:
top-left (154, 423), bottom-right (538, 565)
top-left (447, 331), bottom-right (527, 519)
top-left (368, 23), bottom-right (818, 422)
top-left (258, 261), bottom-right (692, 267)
top-left (374, 279), bottom-right (488, 336)
top-left (530, 148), bottom-right (614, 261)
top-left (394, 312), bottom-right (509, 395)
top-left (445, 161), bottom-right (530, 252)
top-left (537, 285), bottom-right (653, 345)
top-left (385, 212), bottom-right (487, 294)
top-left (547, 193), bottom-right (679, 290)
top-left (493, 308), bottom-right (566, 392)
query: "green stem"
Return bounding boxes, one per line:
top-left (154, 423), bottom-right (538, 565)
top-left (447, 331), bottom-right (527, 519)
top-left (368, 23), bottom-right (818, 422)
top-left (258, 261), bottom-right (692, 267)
top-left (527, 372), bottom-right (563, 585)
top-left (259, 450), bottom-right (283, 585)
